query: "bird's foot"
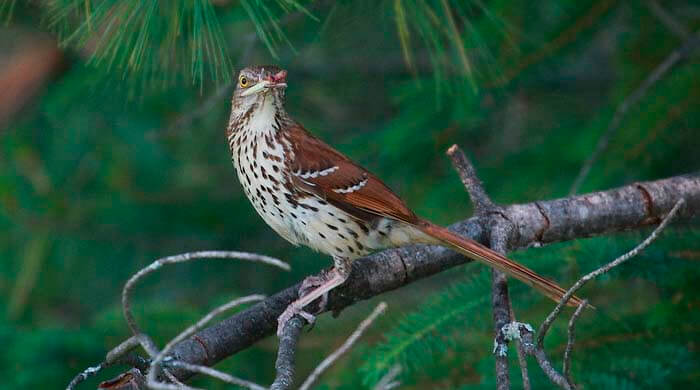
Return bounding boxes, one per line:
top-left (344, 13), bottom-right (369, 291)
top-left (299, 272), bottom-right (332, 312)
top-left (276, 271), bottom-right (333, 337)
top-left (277, 301), bottom-right (315, 337)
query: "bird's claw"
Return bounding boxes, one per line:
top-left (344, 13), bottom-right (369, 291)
top-left (277, 302), bottom-right (316, 337)
top-left (300, 273), bottom-right (331, 312)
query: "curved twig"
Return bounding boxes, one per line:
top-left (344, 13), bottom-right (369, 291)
top-left (122, 250), bottom-right (288, 336)
top-left (537, 198), bottom-right (685, 346)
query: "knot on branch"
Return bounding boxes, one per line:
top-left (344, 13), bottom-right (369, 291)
top-left (494, 321), bottom-right (535, 357)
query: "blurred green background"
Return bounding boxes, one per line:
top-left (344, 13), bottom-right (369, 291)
top-left (1, 0), bottom-right (699, 388)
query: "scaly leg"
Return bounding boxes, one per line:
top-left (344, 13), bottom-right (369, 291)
top-left (277, 257), bottom-right (351, 337)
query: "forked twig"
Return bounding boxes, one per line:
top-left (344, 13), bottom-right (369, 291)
top-left (537, 198), bottom-right (685, 346)
top-left (67, 250), bottom-right (286, 390)
top-left (529, 198), bottom-right (685, 388)
top-left (495, 198), bottom-right (684, 389)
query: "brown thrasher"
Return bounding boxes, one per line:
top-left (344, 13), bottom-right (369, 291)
top-left (226, 65), bottom-right (582, 335)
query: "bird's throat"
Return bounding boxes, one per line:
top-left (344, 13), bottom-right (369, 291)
top-left (246, 96), bottom-right (279, 136)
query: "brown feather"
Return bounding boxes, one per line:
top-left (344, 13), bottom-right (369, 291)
top-left (418, 221), bottom-right (585, 307)
top-left (283, 123), bottom-right (586, 308)
top-left (285, 124), bottom-right (417, 223)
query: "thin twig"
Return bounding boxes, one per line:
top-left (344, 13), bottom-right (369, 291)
top-left (569, 34), bottom-right (700, 195)
top-left (298, 302), bottom-right (388, 390)
top-left (645, 0), bottom-right (690, 39)
top-left (537, 198), bottom-right (685, 346)
top-left (137, 333), bottom-right (160, 358)
top-left (563, 299), bottom-right (588, 388)
top-left (271, 316), bottom-right (306, 390)
top-left (147, 295), bottom-right (266, 390)
top-left (122, 250), bottom-right (288, 335)
top-left (105, 335), bottom-right (144, 364)
top-left (167, 361), bottom-right (267, 390)
top-left (533, 347), bottom-right (571, 389)
top-left (66, 362), bottom-right (103, 390)
top-left (446, 144), bottom-right (495, 214)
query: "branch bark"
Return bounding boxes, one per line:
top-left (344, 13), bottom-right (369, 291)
top-left (447, 144), bottom-right (517, 389)
top-left (113, 173), bottom-right (700, 383)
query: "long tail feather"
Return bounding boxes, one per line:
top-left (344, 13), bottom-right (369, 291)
top-left (417, 221), bottom-right (585, 307)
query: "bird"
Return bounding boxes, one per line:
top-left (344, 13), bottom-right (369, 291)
top-left (226, 65), bottom-right (583, 335)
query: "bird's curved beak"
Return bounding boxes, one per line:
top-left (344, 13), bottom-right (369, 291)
top-left (241, 70), bottom-right (288, 97)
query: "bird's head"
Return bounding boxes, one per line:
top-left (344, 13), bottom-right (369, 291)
top-left (231, 65), bottom-right (288, 112)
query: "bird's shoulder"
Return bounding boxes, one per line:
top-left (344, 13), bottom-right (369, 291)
top-left (282, 123), bottom-right (417, 224)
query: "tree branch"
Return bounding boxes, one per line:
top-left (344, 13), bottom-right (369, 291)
top-left (446, 144), bottom-right (495, 214)
top-left (270, 317), bottom-right (305, 390)
top-left (447, 144), bottom-right (516, 389)
top-left (537, 198), bottom-right (686, 347)
top-left (515, 198), bottom-right (685, 389)
top-left (108, 173), bottom-right (699, 384)
top-left (489, 222), bottom-right (515, 390)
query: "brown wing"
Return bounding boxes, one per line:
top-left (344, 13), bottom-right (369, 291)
top-left (284, 123), bottom-right (418, 224)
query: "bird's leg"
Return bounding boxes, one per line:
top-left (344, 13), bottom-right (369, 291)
top-left (299, 271), bottom-right (332, 311)
top-left (277, 257), bottom-right (351, 337)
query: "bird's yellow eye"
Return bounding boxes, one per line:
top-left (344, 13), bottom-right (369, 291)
top-left (239, 75), bottom-right (249, 88)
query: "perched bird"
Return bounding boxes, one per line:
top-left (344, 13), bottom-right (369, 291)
top-left (226, 65), bottom-right (582, 335)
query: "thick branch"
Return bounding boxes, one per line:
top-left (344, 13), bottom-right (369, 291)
top-left (118, 173), bottom-right (700, 382)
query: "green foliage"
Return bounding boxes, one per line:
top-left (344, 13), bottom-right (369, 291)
top-left (45, 0), bottom-right (234, 88)
top-left (360, 269), bottom-right (492, 386)
top-left (1, 0), bottom-right (699, 389)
